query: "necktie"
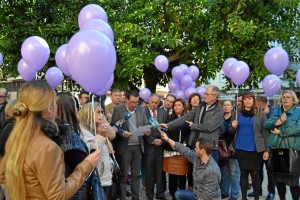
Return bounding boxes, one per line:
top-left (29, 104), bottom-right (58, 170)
top-left (152, 110), bottom-right (157, 119)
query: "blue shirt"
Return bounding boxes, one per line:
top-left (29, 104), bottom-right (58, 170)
top-left (235, 113), bottom-right (256, 151)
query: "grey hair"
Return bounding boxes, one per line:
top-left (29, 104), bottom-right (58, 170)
top-left (207, 86), bottom-right (220, 98)
top-left (149, 93), bottom-right (161, 102)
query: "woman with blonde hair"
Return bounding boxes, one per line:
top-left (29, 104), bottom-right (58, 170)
top-left (264, 90), bottom-right (300, 200)
top-left (78, 102), bottom-right (116, 198)
top-left (78, 102), bottom-right (115, 149)
top-left (0, 80), bottom-right (100, 199)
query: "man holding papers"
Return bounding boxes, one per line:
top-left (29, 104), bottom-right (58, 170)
top-left (111, 90), bottom-right (151, 200)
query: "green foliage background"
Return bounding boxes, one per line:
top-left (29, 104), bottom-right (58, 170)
top-left (0, 0), bottom-right (299, 92)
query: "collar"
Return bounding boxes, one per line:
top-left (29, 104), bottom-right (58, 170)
top-left (126, 105), bottom-right (136, 114)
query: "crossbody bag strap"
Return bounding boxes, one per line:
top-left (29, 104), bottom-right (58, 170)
top-left (106, 137), bottom-right (116, 159)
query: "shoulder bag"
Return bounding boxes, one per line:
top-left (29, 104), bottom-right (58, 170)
top-left (268, 134), bottom-right (300, 176)
top-left (218, 140), bottom-right (231, 160)
top-left (89, 169), bottom-right (107, 200)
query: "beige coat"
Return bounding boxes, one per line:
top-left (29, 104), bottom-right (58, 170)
top-left (0, 132), bottom-right (94, 199)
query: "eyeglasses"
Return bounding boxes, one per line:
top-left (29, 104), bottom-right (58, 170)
top-left (0, 96), bottom-right (7, 98)
top-left (204, 93), bottom-right (216, 96)
top-left (128, 101), bottom-right (139, 105)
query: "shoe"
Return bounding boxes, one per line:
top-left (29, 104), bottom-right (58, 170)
top-left (247, 191), bottom-right (262, 197)
top-left (221, 194), bottom-right (229, 199)
top-left (229, 197), bottom-right (238, 200)
top-left (266, 193), bottom-right (275, 200)
top-left (126, 190), bottom-right (132, 197)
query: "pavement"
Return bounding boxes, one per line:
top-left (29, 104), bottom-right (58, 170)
top-left (130, 164), bottom-right (293, 200)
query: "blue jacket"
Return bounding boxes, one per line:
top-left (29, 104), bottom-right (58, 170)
top-left (264, 105), bottom-right (300, 150)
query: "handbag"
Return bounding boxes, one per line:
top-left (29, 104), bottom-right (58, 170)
top-left (109, 153), bottom-right (120, 174)
top-left (218, 140), bottom-right (231, 160)
top-left (89, 169), bottom-right (107, 200)
top-left (268, 135), bottom-right (300, 175)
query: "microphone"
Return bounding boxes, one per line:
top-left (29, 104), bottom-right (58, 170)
top-left (148, 116), bottom-right (168, 134)
top-left (115, 112), bottom-right (131, 130)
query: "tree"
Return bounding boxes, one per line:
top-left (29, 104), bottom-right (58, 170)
top-left (0, 0), bottom-right (299, 91)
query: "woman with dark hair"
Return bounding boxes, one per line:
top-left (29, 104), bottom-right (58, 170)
top-left (264, 90), bottom-right (300, 200)
top-left (163, 99), bottom-right (190, 199)
top-left (0, 99), bottom-right (17, 158)
top-left (56, 92), bottom-right (91, 199)
top-left (231, 92), bottom-right (268, 200)
top-left (187, 93), bottom-right (201, 111)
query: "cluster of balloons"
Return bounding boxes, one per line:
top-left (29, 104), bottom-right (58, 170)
top-left (56, 4), bottom-right (116, 94)
top-left (18, 36), bottom-right (63, 87)
top-left (154, 54), bottom-right (204, 101)
top-left (168, 64), bottom-right (204, 100)
top-left (222, 58), bottom-right (250, 86)
top-left (262, 47), bottom-right (289, 97)
top-left (17, 4), bottom-right (115, 91)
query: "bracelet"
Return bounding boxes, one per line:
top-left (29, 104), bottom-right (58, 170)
top-left (166, 138), bottom-right (170, 142)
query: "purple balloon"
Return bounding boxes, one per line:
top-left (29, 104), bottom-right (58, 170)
top-left (139, 88), bottom-right (151, 102)
top-left (45, 67), bottom-right (64, 88)
top-left (95, 75), bottom-right (114, 96)
top-left (196, 86), bottom-right (206, 98)
top-left (168, 79), bottom-right (180, 93)
top-left (17, 59), bottom-right (36, 81)
top-left (78, 4), bottom-right (108, 28)
top-left (55, 44), bottom-right (71, 77)
top-left (222, 58), bottom-right (237, 78)
top-left (230, 61), bottom-right (250, 86)
top-left (0, 52), bottom-right (3, 66)
top-left (21, 36), bottom-right (50, 71)
top-left (174, 90), bottom-right (185, 100)
top-left (181, 75), bottom-right (193, 88)
top-left (296, 70), bottom-right (300, 86)
top-left (185, 87), bottom-right (197, 99)
top-left (66, 30), bottom-right (116, 93)
top-left (81, 19), bottom-right (114, 43)
top-left (171, 67), bottom-right (184, 80)
top-left (154, 55), bottom-right (169, 73)
top-left (187, 65), bottom-right (200, 81)
top-left (262, 74), bottom-right (281, 97)
top-left (264, 47), bottom-right (289, 76)
top-left (179, 64), bottom-right (188, 75)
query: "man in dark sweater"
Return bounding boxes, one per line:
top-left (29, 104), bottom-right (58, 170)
top-left (161, 131), bottom-right (221, 200)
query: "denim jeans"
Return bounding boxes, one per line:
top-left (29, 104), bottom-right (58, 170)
top-left (220, 158), bottom-right (240, 198)
top-left (175, 190), bottom-right (194, 200)
top-left (211, 149), bottom-right (219, 163)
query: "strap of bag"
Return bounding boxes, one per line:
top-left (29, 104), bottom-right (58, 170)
top-left (275, 132), bottom-right (292, 148)
top-left (106, 137), bottom-right (116, 159)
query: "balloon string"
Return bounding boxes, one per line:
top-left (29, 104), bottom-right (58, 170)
top-left (90, 94), bottom-right (98, 150)
top-left (163, 73), bottom-right (169, 83)
top-left (236, 85), bottom-right (239, 120)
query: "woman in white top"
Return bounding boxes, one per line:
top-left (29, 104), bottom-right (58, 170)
top-left (78, 102), bottom-right (116, 198)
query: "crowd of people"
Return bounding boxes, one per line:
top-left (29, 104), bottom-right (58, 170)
top-left (0, 81), bottom-right (299, 200)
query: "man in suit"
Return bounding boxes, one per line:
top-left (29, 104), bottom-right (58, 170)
top-left (144, 93), bottom-right (168, 200)
top-left (111, 90), bottom-right (151, 200)
top-left (105, 88), bottom-right (122, 122)
top-left (163, 94), bottom-right (176, 115)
